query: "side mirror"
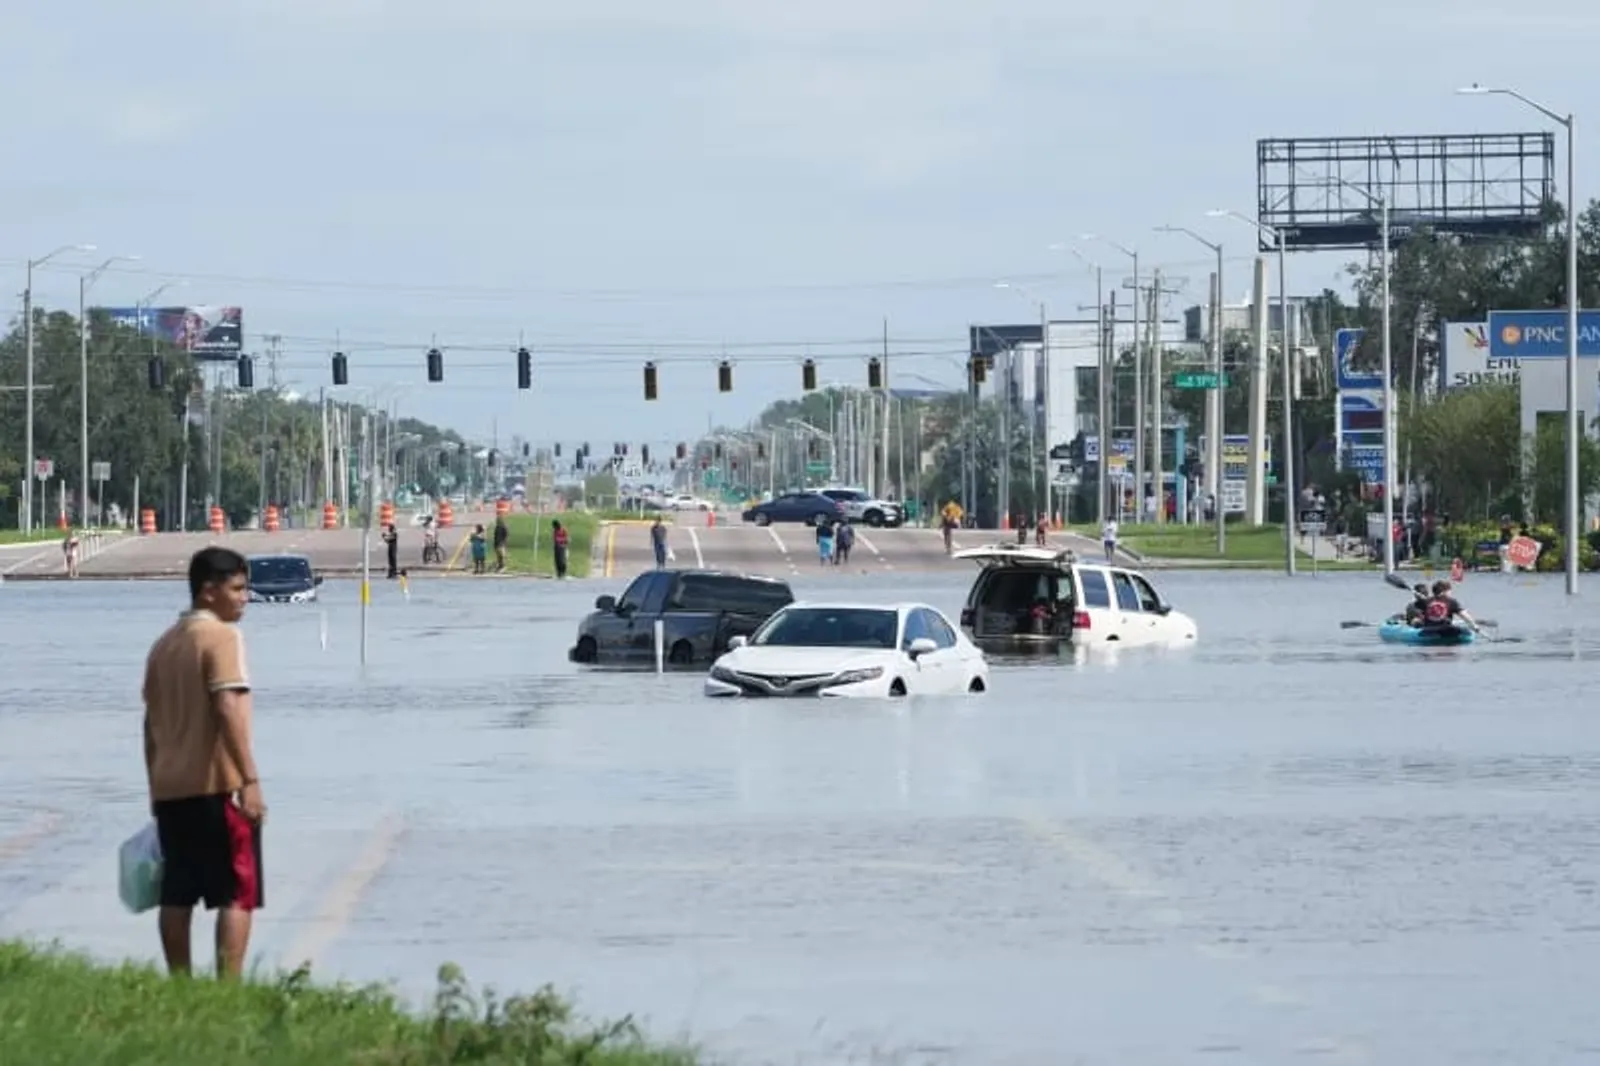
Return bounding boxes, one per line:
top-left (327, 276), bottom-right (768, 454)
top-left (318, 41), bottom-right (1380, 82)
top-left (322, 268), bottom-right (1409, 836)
top-left (595, 594), bottom-right (617, 612)
top-left (313, 575), bottom-right (324, 586)
top-left (1155, 603), bottom-right (1171, 615)
top-left (907, 637), bottom-right (938, 658)
top-left (727, 634), bottom-right (749, 650)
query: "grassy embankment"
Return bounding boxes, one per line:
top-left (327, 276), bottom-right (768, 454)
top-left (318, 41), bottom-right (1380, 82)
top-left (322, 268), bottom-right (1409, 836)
top-left (1108, 523), bottom-right (1372, 568)
top-left (494, 513), bottom-right (598, 578)
top-left (0, 942), bottom-right (695, 1066)
top-left (0, 529), bottom-right (65, 545)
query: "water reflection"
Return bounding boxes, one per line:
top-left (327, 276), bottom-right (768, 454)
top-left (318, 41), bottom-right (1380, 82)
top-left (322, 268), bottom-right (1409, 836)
top-left (1, 571), bottom-right (1598, 1063)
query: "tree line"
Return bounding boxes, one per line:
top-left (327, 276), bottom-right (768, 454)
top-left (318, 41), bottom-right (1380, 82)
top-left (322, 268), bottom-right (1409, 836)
top-left (0, 309), bottom-right (469, 529)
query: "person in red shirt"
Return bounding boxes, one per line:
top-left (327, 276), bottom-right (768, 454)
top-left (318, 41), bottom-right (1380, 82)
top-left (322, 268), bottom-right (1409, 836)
top-left (551, 519), bottom-right (570, 578)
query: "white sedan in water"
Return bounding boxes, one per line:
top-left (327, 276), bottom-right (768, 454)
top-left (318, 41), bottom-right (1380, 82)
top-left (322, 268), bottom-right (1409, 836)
top-left (704, 602), bottom-right (989, 698)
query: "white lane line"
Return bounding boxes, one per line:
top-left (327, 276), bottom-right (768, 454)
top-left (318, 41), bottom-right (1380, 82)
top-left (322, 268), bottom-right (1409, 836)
top-left (853, 530), bottom-right (891, 570)
top-left (1, 547), bottom-right (56, 576)
top-left (765, 526), bottom-right (799, 574)
top-left (685, 526), bottom-right (705, 569)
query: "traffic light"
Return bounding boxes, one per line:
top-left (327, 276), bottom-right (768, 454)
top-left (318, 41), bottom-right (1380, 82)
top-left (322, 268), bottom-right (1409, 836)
top-left (147, 356), bottom-right (164, 391)
top-left (642, 444), bottom-right (651, 465)
top-left (236, 355), bottom-right (253, 389)
top-left (332, 351), bottom-right (348, 385)
top-left (487, 450), bottom-right (497, 466)
top-left (717, 360), bottom-right (732, 392)
top-left (807, 438), bottom-right (820, 460)
top-left (555, 442), bottom-right (562, 457)
top-left (756, 441), bottom-right (766, 459)
top-left (643, 361), bottom-right (658, 401)
top-left (426, 347), bottom-right (443, 382)
top-left (731, 459), bottom-right (739, 472)
top-left (522, 442), bottom-right (530, 458)
top-left (969, 356), bottom-right (986, 386)
top-left (675, 441), bottom-right (686, 460)
top-left (802, 359), bottom-right (817, 391)
top-left (713, 443), bottom-right (723, 460)
top-left (867, 356), bottom-right (883, 390)
top-left (516, 346), bottom-right (531, 390)
top-left (439, 450), bottom-right (450, 466)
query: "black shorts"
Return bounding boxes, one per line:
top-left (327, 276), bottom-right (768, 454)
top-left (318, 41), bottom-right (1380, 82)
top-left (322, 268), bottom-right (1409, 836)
top-left (152, 793), bottom-right (264, 911)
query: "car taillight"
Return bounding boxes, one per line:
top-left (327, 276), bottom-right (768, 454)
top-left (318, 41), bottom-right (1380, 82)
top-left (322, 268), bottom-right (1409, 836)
top-left (1073, 610), bottom-right (1091, 629)
top-left (960, 608), bottom-right (974, 627)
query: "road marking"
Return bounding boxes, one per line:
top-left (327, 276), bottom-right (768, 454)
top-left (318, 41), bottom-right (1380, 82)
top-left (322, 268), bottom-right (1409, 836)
top-left (279, 814), bottom-right (404, 972)
top-left (604, 524), bottom-right (617, 578)
top-left (1, 547), bottom-right (55, 576)
top-left (853, 530), bottom-right (891, 568)
top-left (0, 809), bottom-right (65, 864)
top-left (444, 530), bottom-right (471, 571)
top-left (765, 527), bottom-right (788, 554)
top-left (684, 527), bottom-right (705, 569)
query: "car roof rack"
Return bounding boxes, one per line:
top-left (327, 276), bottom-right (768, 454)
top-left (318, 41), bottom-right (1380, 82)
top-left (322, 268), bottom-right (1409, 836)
top-left (954, 542), bottom-right (1077, 565)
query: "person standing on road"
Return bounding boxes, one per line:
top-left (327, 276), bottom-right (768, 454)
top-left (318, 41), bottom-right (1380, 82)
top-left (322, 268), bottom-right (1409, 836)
top-left (551, 519), bottom-right (570, 578)
top-left (141, 547), bottom-right (266, 979)
top-left (63, 529), bottom-right (81, 578)
top-left (382, 523), bottom-right (399, 579)
top-left (816, 517), bottom-right (835, 567)
top-left (469, 524), bottom-right (487, 574)
top-left (650, 516), bottom-right (668, 569)
top-left (492, 517), bottom-right (509, 572)
top-left (1101, 518), bottom-right (1118, 563)
top-left (834, 518), bottom-right (854, 566)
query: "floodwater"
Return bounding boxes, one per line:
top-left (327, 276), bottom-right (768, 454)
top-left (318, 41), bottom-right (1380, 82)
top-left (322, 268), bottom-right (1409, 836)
top-left (2, 568), bottom-right (1599, 1065)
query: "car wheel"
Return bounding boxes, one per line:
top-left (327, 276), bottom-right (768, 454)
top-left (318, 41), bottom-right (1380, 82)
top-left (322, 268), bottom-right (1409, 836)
top-left (967, 676), bottom-right (986, 693)
top-left (756, 513), bottom-right (772, 527)
top-left (668, 640), bottom-right (694, 665)
top-left (574, 637), bottom-right (598, 663)
top-left (864, 510), bottom-right (885, 527)
top-left (888, 679), bottom-right (907, 697)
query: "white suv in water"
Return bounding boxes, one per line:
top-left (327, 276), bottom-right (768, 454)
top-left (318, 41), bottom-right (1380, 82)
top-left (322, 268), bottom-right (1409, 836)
top-left (818, 487), bottom-right (903, 527)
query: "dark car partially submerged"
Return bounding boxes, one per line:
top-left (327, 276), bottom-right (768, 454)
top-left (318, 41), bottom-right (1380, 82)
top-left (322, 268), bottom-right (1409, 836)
top-left (570, 569), bottom-right (794, 666)
top-left (247, 553), bottom-right (323, 603)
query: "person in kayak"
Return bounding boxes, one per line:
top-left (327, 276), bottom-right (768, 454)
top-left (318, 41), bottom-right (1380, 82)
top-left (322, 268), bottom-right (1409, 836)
top-left (1420, 579), bottom-right (1479, 632)
top-left (1402, 582), bottom-right (1431, 625)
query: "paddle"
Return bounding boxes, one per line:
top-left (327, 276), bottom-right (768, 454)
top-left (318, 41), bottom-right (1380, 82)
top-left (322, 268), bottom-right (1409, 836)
top-left (1379, 570), bottom-right (1500, 627)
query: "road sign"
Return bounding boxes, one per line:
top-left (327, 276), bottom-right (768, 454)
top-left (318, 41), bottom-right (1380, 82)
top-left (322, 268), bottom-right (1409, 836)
top-left (33, 458), bottom-right (53, 480)
top-left (1221, 480), bottom-right (1246, 514)
top-left (805, 461), bottom-right (830, 477)
top-left (91, 461), bottom-right (111, 482)
top-left (1506, 535), bottom-right (1541, 569)
top-left (1174, 372), bottom-right (1228, 389)
top-left (1298, 508), bottom-right (1326, 535)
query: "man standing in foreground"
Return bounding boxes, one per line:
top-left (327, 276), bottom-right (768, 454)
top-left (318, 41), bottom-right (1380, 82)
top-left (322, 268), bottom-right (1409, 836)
top-left (142, 547), bottom-right (266, 978)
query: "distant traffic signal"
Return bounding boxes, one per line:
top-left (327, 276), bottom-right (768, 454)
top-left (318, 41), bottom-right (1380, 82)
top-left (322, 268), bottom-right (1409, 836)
top-left (717, 360), bottom-right (732, 393)
top-left (675, 441), bottom-right (686, 460)
top-left (643, 361), bottom-right (658, 401)
top-left (332, 351), bottom-right (348, 385)
top-left (969, 357), bottom-right (986, 386)
top-left (236, 355), bottom-right (253, 389)
top-left (516, 347), bottom-right (531, 390)
top-left (426, 347), bottom-right (443, 382)
top-left (147, 357), bottom-right (165, 391)
top-left (867, 356), bottom-right (883, 390)
top-left (802, 358), bottom-right (817, 391)
top-left (641, 444), bottom-right (651, 465)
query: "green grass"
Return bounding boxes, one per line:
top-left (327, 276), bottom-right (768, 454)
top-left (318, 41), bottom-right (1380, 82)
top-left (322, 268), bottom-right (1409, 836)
top-left (0, 941), bottom-right (696, 1066)
top-left (0, 529), bottom-right (63, 545)
top-left (1117, 522), bottom-right (1367, 565)
top-left (499, 513), bottom-right (597, 578)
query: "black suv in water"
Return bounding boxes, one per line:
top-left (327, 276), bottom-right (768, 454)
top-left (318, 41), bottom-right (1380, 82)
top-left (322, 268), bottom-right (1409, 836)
top-left (247, 553), bottom-right (323, 603)
top-left (569, 569), bottom-right (795, 666)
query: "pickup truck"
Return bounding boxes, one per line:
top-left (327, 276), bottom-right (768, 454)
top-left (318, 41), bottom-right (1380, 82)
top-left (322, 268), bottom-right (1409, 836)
top-left (569, 569), bottom-right (794, 666)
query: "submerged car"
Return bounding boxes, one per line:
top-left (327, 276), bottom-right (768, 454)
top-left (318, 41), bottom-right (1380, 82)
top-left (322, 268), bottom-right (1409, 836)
top-left (953, 543), bottom-right (1197, 649)
top-left (247, 553), bottom-right (323, 603)
top-left (704, 601), bottom-right (989, 698)
top-left (570, 569), bottom-right (794, 666)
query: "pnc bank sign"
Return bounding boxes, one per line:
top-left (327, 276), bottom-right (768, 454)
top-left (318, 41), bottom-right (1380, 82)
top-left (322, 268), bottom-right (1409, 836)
top-left (1487, 309), bottom-right (1600, 359)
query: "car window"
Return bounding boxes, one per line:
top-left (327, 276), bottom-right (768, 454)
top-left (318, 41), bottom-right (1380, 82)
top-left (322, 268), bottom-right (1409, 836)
top-left (249, 557), bottom-right (311, 584)
top-left (753, 606), bottom-right (898, 648)
top-left (616, 573), bottom-right (652, 611)
top-left (901, 609), bottom-right (931, 649)
top-left (1111, 571), bottom-right (1143, 611)
top-left (922, 610), bottom-right (958, 648)
top-left (676, 574), bottom-right (793, 613)
top-left (1077, 568), bottom-right (1112, 609)
top-left (1129, 574), bottom-right (1163, 612)
top-left (636, 572), bottom-right (672, 614)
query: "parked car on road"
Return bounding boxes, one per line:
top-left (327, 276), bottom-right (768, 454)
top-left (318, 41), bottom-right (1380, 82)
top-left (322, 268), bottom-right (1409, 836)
top-left (953, 543), bottom-right (1197, 650)
top-left (704, 602), bottom-right (989, 698)
top-left (741, 492), bottom-right (845, 527)
top-left (569, 569), bottom-right (794, 666)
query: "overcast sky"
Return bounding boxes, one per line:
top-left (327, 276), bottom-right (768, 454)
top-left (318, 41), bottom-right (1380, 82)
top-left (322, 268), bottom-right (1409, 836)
top-left (3, 0), bottom-right (1593, 448)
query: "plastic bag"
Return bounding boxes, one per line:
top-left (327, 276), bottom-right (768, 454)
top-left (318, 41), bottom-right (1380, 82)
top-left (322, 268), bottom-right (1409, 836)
top-left (117, 821), bottom-right (164, 913)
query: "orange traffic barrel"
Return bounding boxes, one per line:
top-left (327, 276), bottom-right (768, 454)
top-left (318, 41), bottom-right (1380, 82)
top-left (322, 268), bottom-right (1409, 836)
top-left (140, 508), bottom-right (156, 535)
top-left (379, 501), bottom-right (395, 526)
top-left (494, 498), bottom-right (510, 518)
top-left (322, 501), bottom-right (338, 530)
top-left (56, 511), bottom-right (68, 531)
top-left (706, 509), bottom-right (716, 528)
top-left (1000, 513), bottom-right (1011, 531)
top-left (264, 505), bottom-right (280, 532)
top-left (208, 506), bottom-right (225, 534)
top-left (437, 500), bottom-right (454, 528)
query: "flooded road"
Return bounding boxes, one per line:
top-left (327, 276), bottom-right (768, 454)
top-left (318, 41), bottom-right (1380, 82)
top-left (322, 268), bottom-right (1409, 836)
top-left (2, 569), bottom-right (1598, 1064)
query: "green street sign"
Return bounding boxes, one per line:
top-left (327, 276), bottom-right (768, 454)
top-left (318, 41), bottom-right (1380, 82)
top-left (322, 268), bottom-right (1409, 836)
top-left (1174, 372), bottom-right (1229, 389)
top-left (805, 461), bottom-right (830, 477)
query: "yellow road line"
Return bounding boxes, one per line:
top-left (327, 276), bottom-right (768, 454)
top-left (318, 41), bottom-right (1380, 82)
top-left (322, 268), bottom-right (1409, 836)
top-left (444, 529), bottom-right (470, 571)
top-left (279, 814), bottom-right (404, 972)
top-left (603, 524), bottom-right (617, 577)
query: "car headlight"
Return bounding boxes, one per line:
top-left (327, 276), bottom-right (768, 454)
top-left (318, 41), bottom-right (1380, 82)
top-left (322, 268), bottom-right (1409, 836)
top-left (826, 666), bottom-right (883, 686)
top-left (709, 664), bottom-right (739, 683)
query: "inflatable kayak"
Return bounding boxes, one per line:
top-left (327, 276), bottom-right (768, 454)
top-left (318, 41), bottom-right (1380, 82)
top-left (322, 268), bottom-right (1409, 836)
top-left (1377, 618), bottom-right (1477, 646)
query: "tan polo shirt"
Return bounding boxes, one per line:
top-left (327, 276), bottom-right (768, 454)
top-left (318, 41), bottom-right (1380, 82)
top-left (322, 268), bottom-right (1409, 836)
top-left (142, 609), bottom-right (252, 803)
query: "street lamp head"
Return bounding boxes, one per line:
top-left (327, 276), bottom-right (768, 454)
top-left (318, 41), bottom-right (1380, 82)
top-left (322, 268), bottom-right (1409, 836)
top-left (1456, 84), bottom-right (1493, 95)
top-left (993, 281), bottom-right (1011, 289)
top-left (1204, 209), bottom-right (1229, 218)
top-left (75, 244), bottom-right (97, 252)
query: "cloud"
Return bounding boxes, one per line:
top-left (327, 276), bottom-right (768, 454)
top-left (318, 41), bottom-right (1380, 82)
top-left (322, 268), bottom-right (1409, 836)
top-left (101, 94), bottom-right (203, 145)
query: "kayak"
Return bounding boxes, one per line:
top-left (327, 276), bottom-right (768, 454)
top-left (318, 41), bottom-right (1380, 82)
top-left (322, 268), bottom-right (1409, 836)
top-left (1377, 618), bottom-right (1477, 646)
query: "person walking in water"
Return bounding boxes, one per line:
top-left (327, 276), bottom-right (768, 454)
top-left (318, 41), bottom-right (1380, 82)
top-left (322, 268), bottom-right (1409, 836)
top-left (551, 519), bottom-right (570, 578)
top-left (650, 515), bottom-right (668, 569)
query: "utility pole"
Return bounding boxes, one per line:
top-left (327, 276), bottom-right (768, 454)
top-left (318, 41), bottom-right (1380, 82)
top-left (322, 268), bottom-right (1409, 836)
top-left (1146, 269), bottom-right (1184, 525)
top-left (880, 318), bottom-right (891, 497)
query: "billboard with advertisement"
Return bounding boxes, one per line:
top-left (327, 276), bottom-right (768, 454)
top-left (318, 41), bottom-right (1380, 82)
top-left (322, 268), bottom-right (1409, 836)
top-left (1487, 309), bottom-right (1600, 358)
top-left (1335, 327), bottom-right (1386, 485)
top-left (1439, 321), bottom-right (1516, 389)
top-left (95, 305), bottom-right (242, 360)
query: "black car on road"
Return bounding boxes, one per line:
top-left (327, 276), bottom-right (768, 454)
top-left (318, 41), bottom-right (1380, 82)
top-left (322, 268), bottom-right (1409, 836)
top-left (570, 569), bottom-right (795, 666)
top-left (247, 553), bottom-right (324, 603)
top-left (741, 492), bottom-right (845, 527)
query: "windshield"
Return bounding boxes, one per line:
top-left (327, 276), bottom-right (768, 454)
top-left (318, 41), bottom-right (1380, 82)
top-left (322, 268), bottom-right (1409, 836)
top-left (751, 607), bottom-right (899, 649)
top-left (249, 557), bottom-right (312, 584)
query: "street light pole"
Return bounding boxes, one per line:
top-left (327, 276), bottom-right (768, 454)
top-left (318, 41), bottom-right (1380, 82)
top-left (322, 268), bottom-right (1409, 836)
top-left (22, 243), bottom-right (96, 532)
top-left (1157, 225), bottom-right (1226, 554)
top-left (1210, 211), bottom-right (1296, 575)
top-left (1084, 236), bottom-right (1140, 514)
top-left (78, 256), bottom-right (140, 528)
top-left (1459, 84), bottom-right (1579, 595)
